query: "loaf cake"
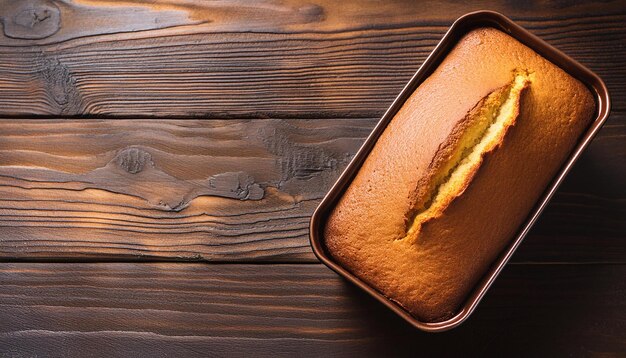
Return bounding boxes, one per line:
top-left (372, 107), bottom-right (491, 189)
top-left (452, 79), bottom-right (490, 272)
top-left (324, 27), bottom-right (595, 322)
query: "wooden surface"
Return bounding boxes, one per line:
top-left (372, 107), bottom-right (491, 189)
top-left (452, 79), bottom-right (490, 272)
top-left (1, 263), bottom-right (624, 357)
top-left (0, 0), bottom-right (624, 356)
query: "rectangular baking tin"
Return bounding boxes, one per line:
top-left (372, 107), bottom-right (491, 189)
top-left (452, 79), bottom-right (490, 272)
top-left (309, 10), bottom-right (610, 332)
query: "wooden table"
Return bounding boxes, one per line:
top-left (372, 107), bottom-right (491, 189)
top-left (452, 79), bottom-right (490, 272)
top-left (0, 1), bottom-right (624, 356)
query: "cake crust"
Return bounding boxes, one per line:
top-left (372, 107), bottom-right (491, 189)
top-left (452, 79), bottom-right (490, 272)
top-left (324, 27), bottom-right (595, 322)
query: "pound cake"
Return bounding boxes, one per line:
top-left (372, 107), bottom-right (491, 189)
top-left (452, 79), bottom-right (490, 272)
top-left (324, 27), bottom-right (595, 322)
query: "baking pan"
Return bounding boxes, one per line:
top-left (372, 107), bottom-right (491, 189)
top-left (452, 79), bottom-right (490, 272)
top-left (309, 10), bottom-right (610, 332)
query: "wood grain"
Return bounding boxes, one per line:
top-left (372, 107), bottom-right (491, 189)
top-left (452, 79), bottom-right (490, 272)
top-left (0, 262), bottom-right (624, 357)
top-left (0, 0), bottom-right (624, 118)
top-left (0, 118), bottom-right (370, 261)
top-left (0, 115), bottom-right (623, 262)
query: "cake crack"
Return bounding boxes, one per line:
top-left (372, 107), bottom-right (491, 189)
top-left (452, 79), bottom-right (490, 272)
top-left (399, 72), bottom-right (530, 243)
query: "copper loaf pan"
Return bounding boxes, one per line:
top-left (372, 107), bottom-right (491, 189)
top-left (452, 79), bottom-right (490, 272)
top-left (309, 11), bottom-right (610, 332)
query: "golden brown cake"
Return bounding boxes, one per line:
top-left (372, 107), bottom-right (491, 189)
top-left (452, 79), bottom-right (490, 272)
top-left (323, 27), bottom-right (595, 322)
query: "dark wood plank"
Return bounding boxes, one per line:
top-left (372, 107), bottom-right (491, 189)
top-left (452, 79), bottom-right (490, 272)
top-left (0, 0), bottom-right (624, 118)
top-left (0, 262), bottom-right (623, 357)
top-left (0, 118), bottom-right (370, 261)
top-left (0, 115), bottom-right (623, 263)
